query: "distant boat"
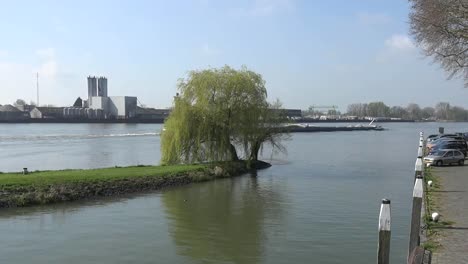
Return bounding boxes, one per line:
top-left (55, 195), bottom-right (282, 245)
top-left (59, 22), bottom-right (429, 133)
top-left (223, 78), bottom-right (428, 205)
top-left (283, 121), bottom-right (384, 133)
top-left (368, 118), bottom-right (384, 130)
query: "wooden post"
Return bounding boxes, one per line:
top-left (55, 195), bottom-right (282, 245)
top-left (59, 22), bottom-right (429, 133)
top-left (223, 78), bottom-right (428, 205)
top-left (378, 199), bottom-right (391, 264)
top-left (409, 176), bottom-right (423, 262)
top-left (438, 127), bottom-right (444, 134)
top-left (415, 157), bottom-right (423, 178)
top-left (414, 134), bottom-right (425, 180)
top-left (424, 250), bottom-right (432, 264)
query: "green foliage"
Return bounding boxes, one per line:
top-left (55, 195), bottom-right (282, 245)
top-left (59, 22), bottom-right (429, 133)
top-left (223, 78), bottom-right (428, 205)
top-left (346, 101), bottom-right (468, 121)
top-left (161, 66), bottom-right (286, 165)
top-left (366, 102), bottom-right (390, 117)
top-left (422, 241), bottom-right (438, 252)
top-left (0, 165), bottom-right (206, 188)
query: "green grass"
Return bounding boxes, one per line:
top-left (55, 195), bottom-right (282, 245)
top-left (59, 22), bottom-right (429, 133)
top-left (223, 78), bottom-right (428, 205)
top-left (423, 167), bottom-right (454, 252)
top-left (422, 241), bottom-right (438, 252)
top-left (0, 164), bottom-right (207, 189)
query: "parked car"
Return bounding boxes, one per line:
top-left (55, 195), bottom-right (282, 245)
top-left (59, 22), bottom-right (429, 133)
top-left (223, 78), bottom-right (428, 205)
top-left (431, 142), bottom-right (468, 156)
top-left (424, 149), bottom-right (465, 166)
top-left (427, 134), bottom-right (460, 142)
top-left (426, 137), bottom-right (465, 149)
top-left (457, 132), bottom-right (468, 141)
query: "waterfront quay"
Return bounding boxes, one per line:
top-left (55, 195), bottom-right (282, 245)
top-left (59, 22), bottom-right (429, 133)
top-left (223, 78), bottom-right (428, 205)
top-left (431, 165), bottom-right (468, 264)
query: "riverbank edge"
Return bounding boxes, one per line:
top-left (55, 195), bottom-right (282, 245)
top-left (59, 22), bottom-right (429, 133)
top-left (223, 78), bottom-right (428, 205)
top-left (421, 167), bottom-right (453, 252)
top-left (0, 161), bottom-right (271, 208)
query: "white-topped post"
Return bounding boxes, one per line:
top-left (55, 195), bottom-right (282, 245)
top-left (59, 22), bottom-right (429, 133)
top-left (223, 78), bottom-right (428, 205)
top-left (415, 157), bottom-right (423, 178)
top-left (408, 176), bottom-right (423, 261)
top-left (378, 199), bottom-right (391, 264)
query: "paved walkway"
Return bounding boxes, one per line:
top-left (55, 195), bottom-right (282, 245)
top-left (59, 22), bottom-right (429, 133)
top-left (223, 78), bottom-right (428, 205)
top-left (431, 164), bottom-right (468, 264)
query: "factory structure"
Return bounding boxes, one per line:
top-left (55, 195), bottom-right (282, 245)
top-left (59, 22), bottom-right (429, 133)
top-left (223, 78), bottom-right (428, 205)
top-left (12, 76), bottom-right (170, 122)
top-left (29, 76), bottom-right (138, 120)
top-left (82, 76), bottom-right (137, 119)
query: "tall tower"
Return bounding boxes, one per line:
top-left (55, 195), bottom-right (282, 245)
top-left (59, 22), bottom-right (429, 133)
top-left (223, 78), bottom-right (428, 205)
top-left (87, 76), bottom-right (97, 107)
top-left (87, 76), bottom-right (97, 100)
top-left (98, 77), bottom-right (108, 97)
top-left (36, 72), bottom-right (39, 106)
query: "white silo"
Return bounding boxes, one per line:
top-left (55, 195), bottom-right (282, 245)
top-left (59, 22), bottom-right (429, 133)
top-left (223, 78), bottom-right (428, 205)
top-left (98, 77), bottom-right (108, 97)
top-left (97, 109), bottom-right (104, 119)
top-left (64, 108), bottom-right (70, 117)
top-left (87, 76), bottom-right (98, 99)
top-left (86, 108), bottom-right (94, 119)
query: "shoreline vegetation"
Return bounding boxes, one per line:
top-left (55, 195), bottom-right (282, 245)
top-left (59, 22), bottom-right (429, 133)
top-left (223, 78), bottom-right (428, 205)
top-left (0, 161), bottom-right (271, 208)
top-left (422, 167), bottom-right (453, 251)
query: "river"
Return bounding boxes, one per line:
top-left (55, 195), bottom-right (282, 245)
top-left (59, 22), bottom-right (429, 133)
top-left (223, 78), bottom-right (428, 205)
top-left (0, 122), bottom-right (467, 264)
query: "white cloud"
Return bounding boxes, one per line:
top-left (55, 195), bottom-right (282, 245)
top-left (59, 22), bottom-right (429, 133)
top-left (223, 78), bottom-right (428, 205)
top-left (385, 34), bottom-right (415, 50)
top-left (356, 12), bottom-right (391, 25)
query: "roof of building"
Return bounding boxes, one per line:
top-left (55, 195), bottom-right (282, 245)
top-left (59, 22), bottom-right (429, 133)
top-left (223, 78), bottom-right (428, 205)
top-left (136, 107), bottom-right (171, 115)
top-left (73, 97), bottom-right (83, 107)
top-left (0, 104), bottom-right (21, 112)
top-left (34, 107), bottom-right (65, 115)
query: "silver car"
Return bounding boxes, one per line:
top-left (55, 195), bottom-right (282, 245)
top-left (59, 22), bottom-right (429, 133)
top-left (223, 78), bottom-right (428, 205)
top-left (424, 149), bottom-right (465, 166)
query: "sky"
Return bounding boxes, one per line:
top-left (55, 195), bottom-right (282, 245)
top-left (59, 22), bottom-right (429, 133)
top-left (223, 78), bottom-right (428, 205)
top-left (0, 0), bottom-right (467, 111)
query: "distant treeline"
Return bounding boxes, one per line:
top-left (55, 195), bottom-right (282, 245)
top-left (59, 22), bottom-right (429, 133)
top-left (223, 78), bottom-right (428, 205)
top-left (346, 102), bottom-right (468, 121)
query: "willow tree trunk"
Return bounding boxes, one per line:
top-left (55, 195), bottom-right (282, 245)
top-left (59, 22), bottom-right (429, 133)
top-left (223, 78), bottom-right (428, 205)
top-left (230, 144), bottom-right (239, 161)
top-left (250, 141), bottom-right (261, 161)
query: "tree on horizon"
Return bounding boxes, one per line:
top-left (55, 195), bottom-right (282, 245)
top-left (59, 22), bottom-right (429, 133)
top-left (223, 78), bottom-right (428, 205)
top-left (409, 0), bottom-right (468, 86)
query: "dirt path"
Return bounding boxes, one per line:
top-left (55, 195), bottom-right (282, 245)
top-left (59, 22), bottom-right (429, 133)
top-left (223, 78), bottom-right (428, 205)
top-left (431, 164), bottom-right (468, 264)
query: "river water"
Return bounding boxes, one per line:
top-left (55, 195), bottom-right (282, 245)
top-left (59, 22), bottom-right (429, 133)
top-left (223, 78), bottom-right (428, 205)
top-left (0, 122), bottom-right (467, 264)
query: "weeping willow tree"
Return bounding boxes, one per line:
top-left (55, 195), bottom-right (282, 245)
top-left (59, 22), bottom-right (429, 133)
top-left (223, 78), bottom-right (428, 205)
top-left (161, 66), bottom-right (287, 165)
top-left (239, 99), bottom-right (288, 161)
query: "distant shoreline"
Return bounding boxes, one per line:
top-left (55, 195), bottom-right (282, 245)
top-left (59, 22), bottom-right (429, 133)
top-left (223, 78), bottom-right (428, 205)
top-left (0, 118), bottom-right (419, 124)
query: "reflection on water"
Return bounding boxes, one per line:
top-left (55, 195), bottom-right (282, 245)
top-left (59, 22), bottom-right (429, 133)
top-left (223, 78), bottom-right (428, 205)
top-left (162, 173), bottom-right (284, 264)
top-left (1, 123), bottom-right (468, 263)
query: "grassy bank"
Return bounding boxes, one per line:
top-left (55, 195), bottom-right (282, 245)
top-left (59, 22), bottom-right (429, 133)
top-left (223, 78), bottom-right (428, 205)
top-left (0, 161), bottom-right (264, 208)
top-left (422, 167), bottom-right (454, 251)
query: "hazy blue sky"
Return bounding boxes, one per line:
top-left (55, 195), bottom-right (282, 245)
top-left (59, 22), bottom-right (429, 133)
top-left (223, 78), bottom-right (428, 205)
top-left (0, 0), bottom-right (466, 110)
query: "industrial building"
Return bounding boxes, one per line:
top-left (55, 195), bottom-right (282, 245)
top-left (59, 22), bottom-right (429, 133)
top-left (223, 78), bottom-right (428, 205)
top-left (86, 76), bottom-right (137, 119)
top-left (136, 107), bottom-right (171, 121)
top-left (30, 107), bottom-right (65, 119)
top-left (0, 105), bottom-right (29, 121)
top-left (24, 76), bottom-right (170, 122)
